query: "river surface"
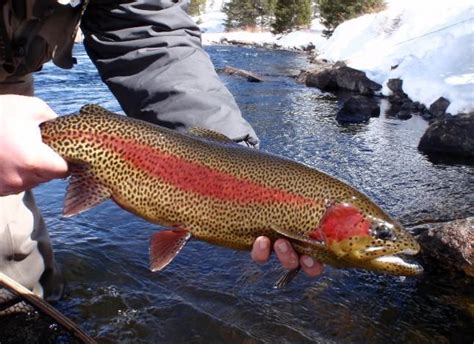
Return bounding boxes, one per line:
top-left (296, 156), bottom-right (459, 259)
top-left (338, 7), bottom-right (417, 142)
top-left (1, 45), bottom-right (473, 343)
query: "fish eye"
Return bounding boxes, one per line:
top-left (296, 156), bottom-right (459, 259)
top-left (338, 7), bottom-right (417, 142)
top-left (373, 224), bottom-right (394, 240)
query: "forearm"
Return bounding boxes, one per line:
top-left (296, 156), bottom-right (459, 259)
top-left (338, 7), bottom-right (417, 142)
top-left (81, 0), bottom-right (258, 145)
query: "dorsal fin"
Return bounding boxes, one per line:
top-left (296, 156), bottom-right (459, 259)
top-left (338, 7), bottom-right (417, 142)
top-left (188, 127), bottom-right (236, 145)
top-left (79, 104), bottom-right (111, 116)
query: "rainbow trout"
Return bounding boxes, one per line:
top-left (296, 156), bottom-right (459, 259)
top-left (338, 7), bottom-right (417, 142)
top-left (40, 105), bottom-right (423, 283)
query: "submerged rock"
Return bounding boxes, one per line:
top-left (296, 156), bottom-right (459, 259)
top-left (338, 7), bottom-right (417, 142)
top-left (336, 95), bottom-right (380, 123)
top-left (418, 218), bottom-right (474, 277)
top-left (221, 66), bottom-right (263, 82)
top-left (306, 64), bottom-right (382, 96)
top-left (418, 112), bottom-right (474, 158)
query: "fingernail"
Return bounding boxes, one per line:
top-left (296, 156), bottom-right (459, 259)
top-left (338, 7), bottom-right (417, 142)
top-left (302, 256), bottom-right (314, 268)
top-left (276, 241), bottom-right (288, 253)
top-left (258, 237), bottom-right (268, 250)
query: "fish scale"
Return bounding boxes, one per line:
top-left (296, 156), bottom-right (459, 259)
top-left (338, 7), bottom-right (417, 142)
top-left (40, 104), bottom-right (423, 282)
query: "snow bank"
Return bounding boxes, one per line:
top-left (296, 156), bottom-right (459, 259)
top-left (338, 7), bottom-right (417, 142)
top-left (195, 1), bottom-right (474, 114)
top-left (320, 0), bottom-right (474, 114)
top-left (195, 8), bottom-right (326, 50)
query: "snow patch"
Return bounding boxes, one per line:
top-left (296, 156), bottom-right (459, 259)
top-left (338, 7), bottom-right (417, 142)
top-left (320, 0), bottom-right (474, 114)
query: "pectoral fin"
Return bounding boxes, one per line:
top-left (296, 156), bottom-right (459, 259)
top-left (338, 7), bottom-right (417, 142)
top-left (63, 163), bottom-right (112, 217)
top-left (271, 226), bottom-right (324, 245)
top-left (149, 229), bottom-right (191, 272)
top-left (274, 268), bottom-right (300, 289)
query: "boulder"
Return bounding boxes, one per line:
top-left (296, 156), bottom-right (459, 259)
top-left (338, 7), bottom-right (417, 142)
top-left (306, 64), bottom-right (382, 96)
top-left (417, 218), bottom-right (474, 277)
top-left (336, 95), bottom-right (380, 124)
top-left (429, 97), bottom-right (451, 118)
top-left (418, 112), bottom-right (474, 158)
top-left (387, 78), bottom-right (405, 98)
top-left (306, 68), bottom-right (335, 89)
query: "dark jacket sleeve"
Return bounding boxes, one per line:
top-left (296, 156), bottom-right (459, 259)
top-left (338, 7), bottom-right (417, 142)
top-left (80, 0), bottom-right (258, 146)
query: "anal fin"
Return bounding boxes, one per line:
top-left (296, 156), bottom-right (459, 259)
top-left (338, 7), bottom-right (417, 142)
top-left (63, 163), bottom-right (112, 217)
top-left (149, 229), bottom-right (191, 272)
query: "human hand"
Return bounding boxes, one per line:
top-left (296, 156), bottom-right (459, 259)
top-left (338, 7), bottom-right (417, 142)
top-left (0, 95), bottom-right (68, 196)
top-left (251, 236), bottom-right (324, 277)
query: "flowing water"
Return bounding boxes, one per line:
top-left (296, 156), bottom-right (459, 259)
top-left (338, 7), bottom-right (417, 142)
top-left (1, 45), bottom-right (473, 343)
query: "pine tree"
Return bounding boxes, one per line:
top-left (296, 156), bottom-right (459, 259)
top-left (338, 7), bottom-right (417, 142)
top-left (223, 0), bottom-right (277, 31)
top-left (188, 0), bottom-right (207, 16)
top-left (272, 0), bottom-right (312, 34)
top-left (318, 0), bottom-right (385, 36)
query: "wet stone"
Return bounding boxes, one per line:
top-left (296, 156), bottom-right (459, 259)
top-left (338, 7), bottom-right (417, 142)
top-left (417, 217), bottom-right (474, 277)
top-left (336, 95), bottom-right (380, 123)
top-left (418, 112), bottom-right (474, 158)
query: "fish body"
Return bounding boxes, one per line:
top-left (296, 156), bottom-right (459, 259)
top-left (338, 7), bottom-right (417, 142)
top-left (40, 105), bottom-right (422, 278)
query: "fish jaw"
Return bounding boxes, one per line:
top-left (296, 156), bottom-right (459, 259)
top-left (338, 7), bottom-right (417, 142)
top-left (357, 251), bottom-right (424, 276)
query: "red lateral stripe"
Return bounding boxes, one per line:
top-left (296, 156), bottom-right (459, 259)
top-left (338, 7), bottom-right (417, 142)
top-left (60, 131), bottom-right (316, 206)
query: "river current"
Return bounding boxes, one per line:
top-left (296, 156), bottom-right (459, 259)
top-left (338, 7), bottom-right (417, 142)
top-left (1, 45), bottom-right (473, 343)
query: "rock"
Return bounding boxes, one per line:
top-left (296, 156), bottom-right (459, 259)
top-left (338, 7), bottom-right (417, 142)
top-left (413, 101), bottom-right (427, 112)
top-left (418, 112), bottom-right (474, 158)
top-left (222, 66), bottom-right (263, 82)
top-left (387, 78), bottom-right (405, 97)
top-left (421, 112), bottom-right (434, 121)
top-left (336, 95), bottom-right (380, 124)
top-left (396, 110), bottom-right (412, 120)
top-left (417, 218), bottom-right (474, 277)
top-left (401, 101), bottom-right (416, 112)
top-left (306, 64), bottom-right (382, 96)
top-left (429, 97), bottom-right (450, 118)
top-left (334, 66), bottom-right (382, 95)
top-left (306, 68), bottom-right (335, 90)
top-left (304, 42), bottom-right (316, 51)
top-left (295, 70), bottom-right (310, 84)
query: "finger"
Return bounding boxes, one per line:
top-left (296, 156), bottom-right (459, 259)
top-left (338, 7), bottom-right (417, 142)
top-left (251, 236), bottom-right (271, 263)
top-left (300, 256), bottom-right (324, 277)
top-left (274, 239), bottom-right (299, 270)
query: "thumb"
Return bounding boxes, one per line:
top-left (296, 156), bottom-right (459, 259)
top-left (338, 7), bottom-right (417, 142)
top-left (35, 143), bottom-right (69, 179)
top-left (30, 97), bottom-right (58, 123)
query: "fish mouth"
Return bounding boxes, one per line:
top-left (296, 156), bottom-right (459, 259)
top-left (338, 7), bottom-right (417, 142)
top-left (370, 248), bottom-right (424, 275)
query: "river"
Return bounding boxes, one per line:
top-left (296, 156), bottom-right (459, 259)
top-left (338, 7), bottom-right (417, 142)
top-left (1, 45), bottom-right (473, 343)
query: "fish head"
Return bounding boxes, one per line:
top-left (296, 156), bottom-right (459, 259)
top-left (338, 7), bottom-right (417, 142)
top-left (310, 202), bottom-right (423, 276)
